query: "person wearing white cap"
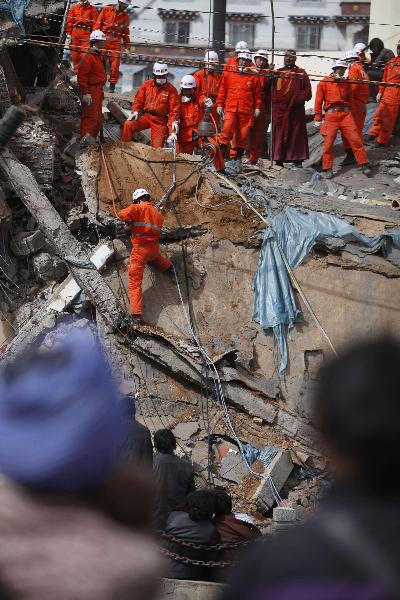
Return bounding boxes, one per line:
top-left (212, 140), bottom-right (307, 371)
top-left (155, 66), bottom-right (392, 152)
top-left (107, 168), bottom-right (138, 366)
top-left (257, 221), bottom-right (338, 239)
top-left (77, 30), bottom-right (107, 140)
top-left (248, 49), bottom-right (272, 164)
top-left (193, 50), bottom-right (222, 124)
top-left (314, 61), bottom-right (371, 179)
top-left (94, 0), bottom-right (131, 91)
top-left (341, 50), bottom-right (369, 165)
top-left (353, 42), bottom-right (368, 63)
top-left (368, 40), bottom-right (400, 147)
top-left (224, 40), bottom-right (250, 73)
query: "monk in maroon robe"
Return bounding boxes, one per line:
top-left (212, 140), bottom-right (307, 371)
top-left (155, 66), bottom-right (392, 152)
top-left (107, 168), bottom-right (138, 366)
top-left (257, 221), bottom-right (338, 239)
top-left (271, 50), bottom-right (312, 166)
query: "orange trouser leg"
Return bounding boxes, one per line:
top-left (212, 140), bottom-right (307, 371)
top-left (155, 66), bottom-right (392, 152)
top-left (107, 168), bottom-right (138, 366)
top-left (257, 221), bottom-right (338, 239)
top-left (377, 101), bottom-right (399, 145)
top-left (369, 102), bottom-right (384, 138)
top-left (343, 103), bottom-right (366, 150)
top-left (80, 88), bottom-right (103, 139)
top-left (121, 114), bottom-right (152, 142)
top-left (236, 113), bottom-right (254, 148)
top-left (207, 137), bottom-right (224, 171)
top-left (128, 243), bottom-right (171, 315)
top-left (339, 113), bottom-right (368, 165)
top-left (220, 112), bottom-right (253, 149)
top-left (106, 41), bottom-right (122, 84)
top-left (321, 113), bottom-right (343, 170)
top-left (249, 106), bottom-right (268, 163)
top-left (220, 112), bottom-right (237, 147)
top-left (122, 114), bottom-right (168, 147)
top-left (70, 31), bottom-right (90, 72)
top-left (177, 140), bottom-right (196, 154)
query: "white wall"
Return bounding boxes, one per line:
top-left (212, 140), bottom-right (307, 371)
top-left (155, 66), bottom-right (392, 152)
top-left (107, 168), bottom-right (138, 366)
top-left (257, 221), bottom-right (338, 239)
top-left (369, 0), bottom-right (400, 51)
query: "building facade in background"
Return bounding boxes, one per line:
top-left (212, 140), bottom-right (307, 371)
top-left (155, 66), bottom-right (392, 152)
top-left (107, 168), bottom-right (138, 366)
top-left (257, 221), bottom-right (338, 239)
top-left (92, 1), bottom-right (371, 92)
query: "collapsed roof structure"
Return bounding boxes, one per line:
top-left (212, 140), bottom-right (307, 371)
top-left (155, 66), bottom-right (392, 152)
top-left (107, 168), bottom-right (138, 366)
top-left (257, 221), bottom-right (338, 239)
top-left (1, 0), bottom-right (400, 523)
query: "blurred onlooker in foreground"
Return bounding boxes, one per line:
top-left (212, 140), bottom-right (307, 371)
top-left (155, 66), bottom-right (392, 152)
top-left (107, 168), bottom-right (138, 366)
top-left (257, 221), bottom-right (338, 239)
top-left (165, 490), bottom-right (219, 581)
top-left (213, 490), bottom-right (261, 556)
top-left (120, 397), bottom-right (153, 467)
top-left (0, 328), bottom-right (162, 600)
top-left (221, 336), bottom-right (400, 600)
top-left (153, 428), bottom-right (194, 528)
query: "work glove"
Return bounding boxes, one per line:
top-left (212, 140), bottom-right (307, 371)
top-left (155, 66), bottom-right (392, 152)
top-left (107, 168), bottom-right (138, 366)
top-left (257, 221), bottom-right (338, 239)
top-left (376, 92), bottom-right (382, 102)
top-left (254, 108), bottom-right (261, 118)
top-left (167, 132), bottom-right (177, 144)
top-left (82, 94), bottom-right (92, 106)
top-left (65, 34), bottom-right (72, 45)
top-left (314, 120), bottom-right (322, 129)
top-left (216, 106), bottom-right (224, 118)
top-left (172, 121), bottom-right (179, 134)
top-left (128, 111), bottom-right (139, 121)
top-left (204, 97), bottom-right (213, 108)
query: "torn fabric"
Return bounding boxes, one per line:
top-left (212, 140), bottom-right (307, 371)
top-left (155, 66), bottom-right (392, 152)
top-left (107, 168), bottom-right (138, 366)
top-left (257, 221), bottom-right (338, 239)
top-left (253, 206), bottom-right (400, 375)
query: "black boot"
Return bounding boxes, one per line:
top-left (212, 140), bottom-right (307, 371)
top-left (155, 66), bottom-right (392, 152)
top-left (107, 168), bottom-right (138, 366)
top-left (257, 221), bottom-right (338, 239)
top-left (219, 143), bottom-right (227, 158)
top-left (361, 164), bottom-right (372, 177)
top-left (342, 149), bottom-right (355, 165)
top-left (109, 83), bottom-right (116, 93)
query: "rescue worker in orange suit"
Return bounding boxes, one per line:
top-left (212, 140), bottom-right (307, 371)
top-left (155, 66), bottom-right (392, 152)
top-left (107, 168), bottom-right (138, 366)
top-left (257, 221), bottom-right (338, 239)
top-left (121, 62), bottom-right (180, 148)
top-left (341, 49), bottom-right (370, 165)
top-left (167, 75), bottom-right (224, 172)
top-left (193, 50), bottom-right (221, 128)
top-left (314, 61), bottom-right (372, 179)
top-left (77, 29), bottom-right (107, 140)
top-left (368, 40), bottom-right (400, 148)
top-left (224, 41), bottom-right (249, 72)
top-left (94, 0), bottom-right (130, 92)
top-left (248, 49), bottom-right (272, 165)
top-left (65, 0), bottom-right (98, 72)
top-left (216, 52), bottom-right (262, 173)
top-left (117, 188), bottom-right (172, 324)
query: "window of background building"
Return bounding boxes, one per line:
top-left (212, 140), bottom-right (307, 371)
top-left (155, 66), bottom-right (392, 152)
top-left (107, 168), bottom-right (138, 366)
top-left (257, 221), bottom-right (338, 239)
top-left (296, 25), bottom-right (321, 50)
top-left (164, 20), bottom-right (190, 44)
top-left (228, 22), bottom-right (255, 48)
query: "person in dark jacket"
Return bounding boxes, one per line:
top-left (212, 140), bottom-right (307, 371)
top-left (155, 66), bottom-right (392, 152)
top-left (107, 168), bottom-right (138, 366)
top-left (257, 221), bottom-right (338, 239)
top-left (367, 38), bottom-right (395, 99)
top-left (213, 490), bottom-right (261, 550)
top-left (165, 490), bottom-right (219, 581)
top-left (153, 429), bottom-right (195, 528)
top-left (222, 336), bottom-right (400, 600)
top-left (120, 398), bottom-right (153, 467)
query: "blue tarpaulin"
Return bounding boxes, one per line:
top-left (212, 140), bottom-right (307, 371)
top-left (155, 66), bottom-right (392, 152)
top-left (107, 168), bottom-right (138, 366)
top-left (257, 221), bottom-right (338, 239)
top-left (0, 0), bottom-right (32, 32)
top-left (243, 444), bottom-right (278, 468)
top-left (253, 206), bottom-right (400, 375)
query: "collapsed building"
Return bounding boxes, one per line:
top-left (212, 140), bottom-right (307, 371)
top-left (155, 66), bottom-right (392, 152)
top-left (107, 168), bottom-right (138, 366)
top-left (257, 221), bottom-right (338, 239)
top-left (1, 1), bottom-right (400, 527)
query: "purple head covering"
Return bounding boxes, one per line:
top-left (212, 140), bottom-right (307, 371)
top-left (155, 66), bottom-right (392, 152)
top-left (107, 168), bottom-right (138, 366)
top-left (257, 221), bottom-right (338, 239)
top-left (0, 327), bottom-right (127, 493)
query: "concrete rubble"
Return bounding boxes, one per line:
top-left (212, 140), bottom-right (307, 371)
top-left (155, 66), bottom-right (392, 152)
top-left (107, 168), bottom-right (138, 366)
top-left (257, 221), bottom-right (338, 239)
top-left (1, 15), bottom-right (400, 529)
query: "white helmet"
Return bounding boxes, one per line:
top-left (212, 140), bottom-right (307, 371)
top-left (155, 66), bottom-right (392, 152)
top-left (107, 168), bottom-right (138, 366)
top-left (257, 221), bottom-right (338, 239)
top-left (153, 62), bottom-right (168, 76)
top-left (237, 52), bottom-right (252, 61)
top-left (332, 60), bottom-right (348, 70)
top-left (132, 188), bottom-right (150, 203)
top-left (180, 74), bottom-right (196, 89)
top-left (253, 49), bottom-right (269, 62)
top-left (118, 0), bottom-right (130, 4)
top-left (235, 41), bottom-right (249, 53)
top-left (353, 42), bottom-right (367, 54)
top-left (343, 50), bottom-right (358, 61)
top-left (89, 29), bottom-right (106, 42)
top-left (205, 50), bottom-right (219, 64)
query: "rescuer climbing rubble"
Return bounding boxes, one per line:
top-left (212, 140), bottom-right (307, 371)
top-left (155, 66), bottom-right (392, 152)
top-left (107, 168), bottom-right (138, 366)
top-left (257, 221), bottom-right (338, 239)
top-left (117, 188), bottom-right (172, 324)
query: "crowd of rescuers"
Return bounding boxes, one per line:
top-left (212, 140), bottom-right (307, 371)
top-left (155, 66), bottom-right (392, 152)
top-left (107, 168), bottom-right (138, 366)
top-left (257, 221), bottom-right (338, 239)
top-left (0, 323), bottom-right (400, 598)
top-left (70, 0), bottom-right (400, 180)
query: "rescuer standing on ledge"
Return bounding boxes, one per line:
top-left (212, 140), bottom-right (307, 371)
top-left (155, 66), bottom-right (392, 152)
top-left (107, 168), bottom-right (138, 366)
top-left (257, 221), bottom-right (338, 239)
top-left (65, 0), bottom-right (98, 72)
top-left (117, 188), bottom-right (172, 324)
top-left (77, 29), bottom-right (107, 140)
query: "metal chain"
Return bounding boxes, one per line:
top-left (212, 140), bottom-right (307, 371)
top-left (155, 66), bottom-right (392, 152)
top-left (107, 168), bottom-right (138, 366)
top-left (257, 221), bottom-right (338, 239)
top-left (159, 546), bottom-right (236, 568)
top-left (156, 530), bottom-right (255, 551)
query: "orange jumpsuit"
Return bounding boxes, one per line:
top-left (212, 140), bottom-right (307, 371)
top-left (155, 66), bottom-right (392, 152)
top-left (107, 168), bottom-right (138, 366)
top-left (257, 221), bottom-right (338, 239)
top-left (248, 67), bottom-right (272, 164)
top-left (77, 49), bottom-right (107, 139)
top-left (224, 56), bottom-right (238, 72)
top-left (121, 79), bottom-right (180, 147)
top-left (369, 56), bottom-right (400, 145)
top-left (117, 202), bottom-right (171, 316)
top-left (343, 60), bottom-right (369, 150)
top-left (314, 76), bottom-right (369, 170)
top-left (66, 3), bottom-right (98, 71)
top-left (176, 95), bottom-right (224, 172)
top-left (217, 68), bottom-right (262, 150)
top-left (94, 5), bottom-right (130, 85)
top-left (193, 68), bottom-right (222, 127)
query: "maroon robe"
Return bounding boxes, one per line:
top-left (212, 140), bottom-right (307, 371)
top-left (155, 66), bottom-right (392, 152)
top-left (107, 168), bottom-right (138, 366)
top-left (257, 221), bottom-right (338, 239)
top-left (271, 66), bottom-right (312, 162)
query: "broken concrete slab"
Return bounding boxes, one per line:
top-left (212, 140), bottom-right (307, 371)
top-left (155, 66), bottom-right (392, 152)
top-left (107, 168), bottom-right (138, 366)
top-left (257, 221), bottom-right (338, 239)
top-left (10, 230), bottom-right (45, 256)
top-left (192, 441), bottom-right (209, 473)
top-left (32, 252), bottom-right (67, 283)
top-left (273, 506), bottom-right (296, 523)
top-left (252, 450), bottom-right (294, 512)
top-left (219, 451), bottom-right (248, 484)
top-left (173, 421), bottom-right (199, 441)
top-left (223, 382), bottom-right (277, 424)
